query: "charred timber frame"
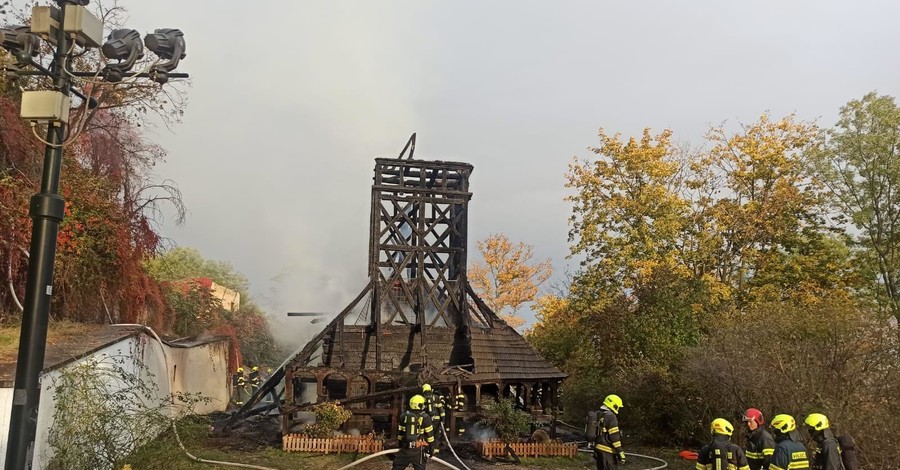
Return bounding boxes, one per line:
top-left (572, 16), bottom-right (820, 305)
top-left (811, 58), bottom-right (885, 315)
top-left (223, 155), bottom-right (566, 438)
top-left (368, 158), bottom-right (474, 370)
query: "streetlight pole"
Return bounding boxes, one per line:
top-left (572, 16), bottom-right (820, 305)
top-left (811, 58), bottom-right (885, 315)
top-left (1, 2), bottom-right (188, 468)
top-left (5, 4), bottom-right (71, 468)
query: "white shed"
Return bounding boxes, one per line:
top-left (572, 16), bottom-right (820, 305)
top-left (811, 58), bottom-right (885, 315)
top-left (0, 325), bottom-right (231, 469)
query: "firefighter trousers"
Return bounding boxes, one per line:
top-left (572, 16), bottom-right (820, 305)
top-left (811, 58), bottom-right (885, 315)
top-left (594, 450), bottom-right (618, 470)
top-left (392, 447), bottom-right (427, 470)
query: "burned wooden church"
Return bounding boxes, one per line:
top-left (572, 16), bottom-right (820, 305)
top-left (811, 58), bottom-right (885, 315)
top-left (228, 140), bottom-right (565, 438)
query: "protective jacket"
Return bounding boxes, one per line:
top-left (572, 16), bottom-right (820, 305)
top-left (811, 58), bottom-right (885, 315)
top-left (811, 433), bottom-right (843, 470)
top-left (453, 393), bottom-right (466, 411)
top-left (697, 435), bottom-right (751, 470)
top-left (397, 410), bottom-right (435, 448)
top-left (394, 410), bottom-right (435, 470)
top-left (769, 434), bottom-right (809, 470)
top-left (745, 427), bottom-right (776, 470)
top-left (424, 393), bottom-right (445, 423)
top-left (593, 407), bottom-right (623, 455)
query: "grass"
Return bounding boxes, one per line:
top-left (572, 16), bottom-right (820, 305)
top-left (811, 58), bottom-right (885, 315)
top-left (124, 417), bottom-right (377, 470)
top-left (0, 320), bottom-right (104, 359)
top-left (123, 418), bottom-right (697, 470)
top-left (517, 454), bottom-right (594, 468)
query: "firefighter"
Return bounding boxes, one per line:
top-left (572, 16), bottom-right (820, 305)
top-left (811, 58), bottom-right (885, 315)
top-left (393, 395), bottom-right (435, 470)
top-left (232, 366), bottom-right (247, 405)
top-left (803, 413), bottom-right (843, 470)
top-left (422, 384), bottom-right (446, 453)
top-left (453, 391), bottom-right (467, 437)
top-left (696, 418), bottom-right (751, 470)
top-left (592, 394), bottom-right (625, 470)
top-left (742, 408), bottom-right (776, 470)
top-left (769, 414), bottom-right (810, 470)
top-left (249, 365), bottom-right (261, 393)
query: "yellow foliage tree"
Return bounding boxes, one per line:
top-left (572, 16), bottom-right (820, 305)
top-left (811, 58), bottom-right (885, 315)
top-left (566, 128), bottom-right (691, 291)
top-left (469, 234), bottom-right (553, 328)
top-left (692, 113), bottom-right (822, 300)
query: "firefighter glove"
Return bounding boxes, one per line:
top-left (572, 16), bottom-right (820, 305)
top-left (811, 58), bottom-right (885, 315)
top-left (618, 452), bottom-right (626, 464)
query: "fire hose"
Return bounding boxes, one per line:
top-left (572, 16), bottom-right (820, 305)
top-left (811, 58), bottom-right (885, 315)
top-left (559, 419), bottom-right (667, 469)
top-left (438, 424), bottom-right (474, 470)
top-left (577, 449), bottom-right (668, 470)
top-left (334, 448), bottom-right (462, 470)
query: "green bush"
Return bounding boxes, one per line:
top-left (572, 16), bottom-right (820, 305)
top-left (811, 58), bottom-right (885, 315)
top-left (46, 351), bottom-right (208, 470)
top-left (302, 402), bottom-right (352, 438)
top-left (479, 397), bottom-right (533, 443)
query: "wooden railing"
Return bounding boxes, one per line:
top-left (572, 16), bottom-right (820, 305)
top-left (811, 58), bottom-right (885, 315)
top-left (475, 440), bottom-right (578, 459)
top-left (282, 434), bottom-right (384, 454)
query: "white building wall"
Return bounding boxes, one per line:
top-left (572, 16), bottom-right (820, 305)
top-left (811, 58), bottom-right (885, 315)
top-left (168, 340), bottom-right (230, 414)
top-left (0, 388), bottom-right (12, 469)
top-left (0, 332), bottom-right (229, 470)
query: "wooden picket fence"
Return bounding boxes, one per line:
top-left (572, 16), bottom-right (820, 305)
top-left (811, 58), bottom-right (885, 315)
top-left (282, 434), bottom-right (384, 454)
top-left (476, 440), bottom-right (578, 459)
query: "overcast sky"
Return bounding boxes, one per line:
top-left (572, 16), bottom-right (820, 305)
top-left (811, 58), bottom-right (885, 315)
top-left (116, 1), bottom-right (899, 348)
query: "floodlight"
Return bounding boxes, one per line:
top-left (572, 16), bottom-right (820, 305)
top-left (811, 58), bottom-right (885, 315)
top-left (144, 28), bottom-right (185, 84)
top-left (144, 28), bottom-right (185, 62)
top-left (100, 29), bottom-right (143, 82)
top-left (0, 26), bottom-right (40, 65)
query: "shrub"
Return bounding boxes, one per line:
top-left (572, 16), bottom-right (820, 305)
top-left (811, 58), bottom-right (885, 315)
top-left (478, 397), bottom-right (533, 443)
top-left (46, 350), bottom-right (208, 470)
top-left (302, 402), bottom-right (352, 438)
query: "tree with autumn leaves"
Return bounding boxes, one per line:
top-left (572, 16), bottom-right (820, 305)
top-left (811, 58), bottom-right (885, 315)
top-left (0, 3), bottom-right (277, 367)
top-left (469, 233), bottom-right (552, 329)
top-left (528, 96), bottom-right (900, 466)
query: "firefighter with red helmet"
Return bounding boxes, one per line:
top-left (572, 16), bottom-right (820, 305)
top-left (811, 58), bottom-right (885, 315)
top-left (743, 408), bottom-right (776, 470)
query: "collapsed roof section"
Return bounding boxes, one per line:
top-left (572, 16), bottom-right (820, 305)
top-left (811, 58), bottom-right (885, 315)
top-left (225, 145), bottom-right (565, 437)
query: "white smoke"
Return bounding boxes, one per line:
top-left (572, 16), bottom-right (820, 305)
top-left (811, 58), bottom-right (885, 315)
top-left (467, 423), bottom-right (497, 442)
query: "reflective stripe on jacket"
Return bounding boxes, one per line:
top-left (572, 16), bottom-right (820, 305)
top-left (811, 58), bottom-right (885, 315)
top-left (593, 408), bottom-right (622, 454)
top-left (745, 427), bottom-right (776, 470)
top-left (698, 436), bottom-right (751, 470)
top-left (769, 438), bottom-right (809, 470)
top-left (397, 411), bottom-right (435, 446)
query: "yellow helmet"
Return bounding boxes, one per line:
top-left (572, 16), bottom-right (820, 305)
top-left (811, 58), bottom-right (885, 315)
top-left (252, 366), bottom-right (259, 371)
top-left (804, 413), bottom-right (830, 431)
top-left (771, 414), bottom-right (796, 434)
top-left (237, 367), bottom-right (244, 372)
top-left (603, 394), bottom-right (623, 414)
top-left (422, 384), bottom-right (432, 393)
top-left (711, 418), bottom-right (734, 436)
top-left (410, 395), bottom-right (426, 410)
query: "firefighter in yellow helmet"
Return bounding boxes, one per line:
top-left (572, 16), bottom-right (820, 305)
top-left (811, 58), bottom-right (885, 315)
top-left (803, 413), bottom-right (842, 470)
top-left (249, 366), bottom-right (261, 393)
top-left (769, 414), bottom-right (809, 470)
top-left (421, 384), bottom-right (446, 453)
top-left (453, 390), bottom-right (467, 437)
top-left (393, 395), bottom-right (435, 470)
top-left (232, 366), bottom-right (247, 405)
top-left (591, 394), bottom-right (625, 470)
top-left (696, 418), bottom-right (750, 470)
